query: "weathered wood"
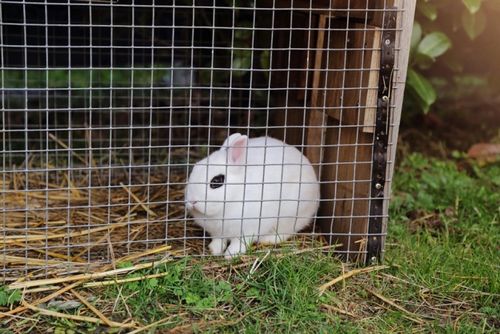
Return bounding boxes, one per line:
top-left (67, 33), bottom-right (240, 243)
top-left (362, 33), bottom-right (381, 133)
top-left (258, 0), bottom-right (394, 27)
top-left (318, 120), bottom-right (373, 261)
top-left (306, 14), bottom-right (328, 176)
top-left (385, 0), bottom-right (416, 189)
top-left (266, 1), bottom-right (410, 262)
top-left (371, 0), bottom-right (397, 29)
top-left (380, 0), bottom-right (417, 260)
top-left (269, 11), bottom-right (317, 146)
top-left (321, 21), bottom-right (381, 131)
top-left (307, 18), bottom-right (380, 259)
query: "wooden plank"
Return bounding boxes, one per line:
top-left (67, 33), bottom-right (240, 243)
top-left (363, 28), bottom-right (382, 133)
top-left (309, 19), bottom-right (378, 260)
top-left (269, 11), bottom-right (317, 146)
top-left (258, 0), bottom-right (394, 27)
top-left (323, 22), bottom-right (381, 130)
top-left (306, 14), bottom-right (328, 176)
top-left (257, 0), bottom-right (374, 21)
top-left (318, 120), bottom-right (373, 261)
top-left (264, 1), bottom-right (408, 262)
top-left (381, 0), bottom-right (417, 260)
top-left (386, 0), bottom-right (416, 185)
top-left (371, 0), bottom-right (397, 28)
top-left (315, 3), bottom-right (397, 260)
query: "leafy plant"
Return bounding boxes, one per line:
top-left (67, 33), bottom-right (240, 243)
top-left (0, 286), bottom-right (22, 307)
top-left (405, 0), bottom-right (489, 113)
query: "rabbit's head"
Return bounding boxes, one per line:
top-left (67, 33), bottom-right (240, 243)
top-left (185, 133), bottom-right (248, 217)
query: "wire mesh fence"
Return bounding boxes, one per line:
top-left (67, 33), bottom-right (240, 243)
top-left (1, 0), bottom-right (414, 280)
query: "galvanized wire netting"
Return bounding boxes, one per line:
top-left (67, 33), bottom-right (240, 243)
top-left (1, 0), bottom-right (412, 279)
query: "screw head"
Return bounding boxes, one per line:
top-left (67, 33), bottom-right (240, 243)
top-left (375, 183), bottom-right (383, 190)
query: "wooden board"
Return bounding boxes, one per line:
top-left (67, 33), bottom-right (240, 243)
top-left (267, 5), bottom-right (403, 261)
top-left (305, 14), bottom-right (328, 176)
top-left (258, 0), bottom-right (395, 27)
top-left (379, 0), bottom-right (417, 261)
top-left (268, 11), bottom-right (318, 146)
top-left (318, 118), bottom-right (373, 261)
top-left (305, 18), bottom-right (381, 260)
top-left (316, 21), bottom-right (381, 133)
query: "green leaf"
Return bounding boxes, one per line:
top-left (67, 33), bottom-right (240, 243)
top-left (418, 2), bottom-right (438, 21)
top-left (8, 290), bottom-right (22, 305)
top-left (147, 278), bottom-right (159, 288)
top-left (406, 69), bottom-right (437, 113)
top-left (245, 287), bottom-right (261, 298)
top-left (462, 0), bottom-right (482, 14)
top-left (260, 50), bottom-right (270, 70)
top-left (185, 292), bottom-right (200, 305)
top-left (232, 49), bottom-right (252, 77)
top-left (410, 21), bottom-right (422, 52)
top-left (0, 287), bottom-right (21, 307)
top-left (0, 290), bottom-right (6, 306)
top-left (414, 52), bottom-right (434, 70)
top-left (48, 70), bottom-right (69, 88)
top-left (417, 32), bottom-right (452, 60)
top-left (462, 9), bottom-right (487, 40)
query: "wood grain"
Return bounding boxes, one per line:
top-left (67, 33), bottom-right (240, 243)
top-left (306, 14), bottom-right (328, 176)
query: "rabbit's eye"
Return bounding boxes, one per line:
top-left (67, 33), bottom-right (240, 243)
top-left (210, 174), bottom-right (225, 189)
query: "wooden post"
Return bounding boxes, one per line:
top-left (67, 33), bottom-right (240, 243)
top-left (266, 0), bottom-right (413, 262)
top-left (379, 0), bottom-right (417, 260)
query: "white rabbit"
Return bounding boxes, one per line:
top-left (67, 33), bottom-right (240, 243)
top-left (185, 133), bottom-right (320, 258)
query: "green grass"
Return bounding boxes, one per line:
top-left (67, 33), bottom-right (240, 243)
top-left (1, 153), bottom-right (499, 333)
top-left (1, 68), bottom-right (172, 89)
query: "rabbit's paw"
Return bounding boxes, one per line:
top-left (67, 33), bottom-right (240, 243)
top-left (258, 234), bottom-right (284, 245)
top-left (224, 239), bottom-right (247, 259)
top-left (208, 238), bottom-right (227, 256)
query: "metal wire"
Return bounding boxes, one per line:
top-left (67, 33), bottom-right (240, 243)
top-left (0, 0), bottom-right (410, 279)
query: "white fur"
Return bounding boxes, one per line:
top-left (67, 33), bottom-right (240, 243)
top-left (185, 133), bottom-right (320, 258)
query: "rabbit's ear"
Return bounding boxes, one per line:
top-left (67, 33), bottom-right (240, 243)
top-left (226, 134), bottom-right (248, 165)
top-left (222, 133), bottom-right (242, 149)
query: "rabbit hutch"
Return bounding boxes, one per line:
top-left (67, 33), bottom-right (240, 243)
top-left (1, 0), bottom-right (415, 280)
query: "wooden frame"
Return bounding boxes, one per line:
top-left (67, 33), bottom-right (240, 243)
top-left (269, 0), bottom-right (416, 261)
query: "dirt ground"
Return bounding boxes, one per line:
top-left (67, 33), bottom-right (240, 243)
top-left (398, 96), bottom-right (500, 158)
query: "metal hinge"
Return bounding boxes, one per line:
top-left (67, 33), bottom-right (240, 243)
top-left (366, 8), bottom-right (397, 265)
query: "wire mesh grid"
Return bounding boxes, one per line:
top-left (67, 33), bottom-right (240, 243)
top-left (1, 0), bottom-right (411, 280)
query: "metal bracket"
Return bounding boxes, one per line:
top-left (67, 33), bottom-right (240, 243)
top-left (366, 8), bottom-right (397, 265)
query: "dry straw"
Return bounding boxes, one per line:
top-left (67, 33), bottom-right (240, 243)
top-left (0, 139), bottom-right (197, 281)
